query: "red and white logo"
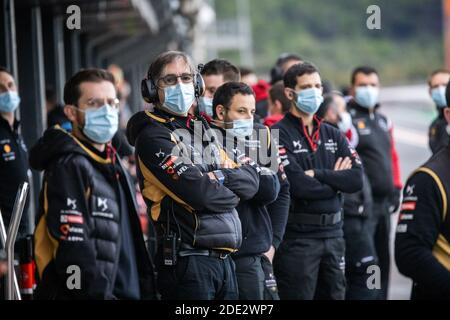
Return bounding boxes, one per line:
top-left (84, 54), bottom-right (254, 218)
top-left (401, 201), bottom-right (416, 211)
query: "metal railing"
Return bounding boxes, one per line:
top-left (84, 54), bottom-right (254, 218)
top-left (0, 182), bottom-right (29, 300)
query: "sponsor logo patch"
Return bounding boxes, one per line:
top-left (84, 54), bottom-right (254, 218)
top-left (60, 215), bottom-right (84, 224)
top-left (67, 198), bottom-right (77, 210)
top-left (324, 140), bottom-right (338, 153)
top-left (405, 185), bottom-right (415, 196)
top-left (396, 224), bottom-right (408, 233)
top-left (97, 197), bottom-right (108, 212)
top-left (401, 201), bottom-right (416, 211)
top-left (399, 213), bottom-right (414, 221)
top-left (293, 140), bottom-right (308, 153)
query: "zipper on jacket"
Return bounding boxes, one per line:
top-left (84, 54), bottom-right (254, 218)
top-left (192, 212), bottom-right (199, 246)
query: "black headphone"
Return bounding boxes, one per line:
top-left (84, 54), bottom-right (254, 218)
top-left (141, 63), bottom-right (205, 104)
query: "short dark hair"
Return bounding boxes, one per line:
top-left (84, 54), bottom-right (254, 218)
top-left (239, 66), bottom-right (254, 78)
top-left (270, 53), bottom-right (303, 84)
top-left (428, 68), bottom-right (450, 86)
top-left (351, 66), bottom-right (378, 85)
top-left (283, 62), bottom-right (319, 89)
top-left (64, 68), bottom-right (115, 105)
top-left (0, 66), bottom-right (12, 76)
top-left (316, 95), bottom-right (334, 119)
top-left (269, 81), bottom-right (291, 113)
top-left (212, 82), bottom-right (254, 118)
top-left (201, 59), bottom-right (240, 82)
top-left (277, 53), bottom-right (302, 69)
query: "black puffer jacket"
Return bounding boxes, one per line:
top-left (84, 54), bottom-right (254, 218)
top-left (30, 126), bottom-right (156, 299)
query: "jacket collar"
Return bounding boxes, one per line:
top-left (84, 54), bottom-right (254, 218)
top-left (348, 99), bottom-right (380, 114)
top-left (0, 114), bottom-right (19, 133)
top-left (149, 108), bottom-right (202, 129)
top-left (56, 125), bottom-right (114, 165)
top-left (285, 112), bottom-right (322, 151)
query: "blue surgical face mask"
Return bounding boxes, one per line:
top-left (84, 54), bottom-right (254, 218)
top-left (226, 118), bottom-right (254, 138)
top-left (78, 104), bottom-right (119, 144)
top-left (162, 82), bottom-right (196, 116)
top-left (294, 88), bottom-right (323, 114)
top-left (354, 86), bottom-right (379, 109)
top-left (431, 85), bottom-right (447, 108)
top-left (198, 96), bottom-right (213, 116)
top-left (0, 91), bottom-right (21, 113)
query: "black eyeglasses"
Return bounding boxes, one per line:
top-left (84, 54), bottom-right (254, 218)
top-left (157, 73), bottom-right (194, 87)
top-left (80, 98), bottom-right (120, 110)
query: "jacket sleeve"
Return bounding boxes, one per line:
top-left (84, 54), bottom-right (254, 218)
top-left (395, 172), bottom-right (450, 296)
top-left (44, 157), bottom-right (111, 299)
top-left (259, 127), bottom-right (288, 248)
top-left (250, 127), bottom-right (282, 205)
top-left (220, 164), bottom-right (260, 201)
top-left (225, 126), bottom-right (279, 205)
top-left (267, 165), bottom-right (290, 249)
top-left (250, 167), bottom-right (280, 206)
top-left (135, 126), bottom-right (240, 213)
top-left (314, 131), bottom-right (363, 193)
top-left (278, 133), bottom-right (336, 200)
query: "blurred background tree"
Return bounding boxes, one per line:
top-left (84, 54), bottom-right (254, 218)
top-left (212, 0), bottom-right (443, 87)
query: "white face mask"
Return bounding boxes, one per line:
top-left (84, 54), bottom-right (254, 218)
top-left (447, 124), bottom-right (450, 136)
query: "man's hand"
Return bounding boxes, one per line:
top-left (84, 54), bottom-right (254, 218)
top-left (305, 170), bottom-right (315, 177)
top-left (334, 157), bottom-right (352, 171)
top-left (263, 245), bottom-right (275, 264)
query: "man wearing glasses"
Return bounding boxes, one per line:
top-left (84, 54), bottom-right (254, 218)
top-left (127, 51), bottom-right (261, 300)
top-left (30, 69), bottom-right (156, 299)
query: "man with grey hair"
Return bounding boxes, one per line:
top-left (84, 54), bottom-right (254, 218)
top-left (127, 51), bottom-right (261, 300)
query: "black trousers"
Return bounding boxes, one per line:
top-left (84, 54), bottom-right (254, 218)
top-left (367, 197), bottom-right (391, 300)
top-left (273, 237), bottom-right (346, 300)
top-left (233, 254), bottom-right (280, 300)
top-left (343, 215), bottom-right (379, 300)
top-left (156, 253), bottom-right (238, 300)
